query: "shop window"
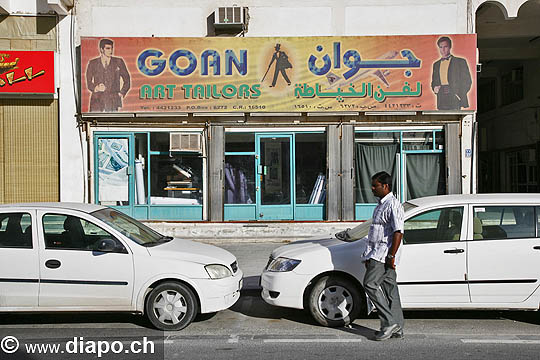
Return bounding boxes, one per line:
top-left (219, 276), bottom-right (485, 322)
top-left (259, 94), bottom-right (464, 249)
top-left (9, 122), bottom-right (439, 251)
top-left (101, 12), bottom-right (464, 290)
top-left (224, 155), bottom-right (255, 204)
top-left (295, 133), bottom-right (327, 204)
top-left (225, 133), bottom-right (254, 152)
top-left (150, 154), bottom-right (202, 205)
top-left (354, 130), bottom-right (445, 205)
top-left (355, 132), bottom-right (399, 204)
top-left (149, 132), bottom-right (203, 205)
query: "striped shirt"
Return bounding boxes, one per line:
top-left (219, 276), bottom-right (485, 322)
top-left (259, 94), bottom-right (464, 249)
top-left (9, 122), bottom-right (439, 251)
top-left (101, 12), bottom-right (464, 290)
top-left (363, 192), bottom-right (404, 264)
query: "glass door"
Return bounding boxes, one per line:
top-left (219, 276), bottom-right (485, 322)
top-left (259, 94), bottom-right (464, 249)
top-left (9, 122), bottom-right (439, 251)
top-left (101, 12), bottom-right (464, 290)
top-left (256, 134), bottom-right (294, 220)
top-left (94, 134), bottom-right (134, 216)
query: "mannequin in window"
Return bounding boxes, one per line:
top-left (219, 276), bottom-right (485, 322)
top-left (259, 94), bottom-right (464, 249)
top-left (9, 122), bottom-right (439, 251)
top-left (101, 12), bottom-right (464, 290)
top-left (224, 161), bottom-right (252, 204)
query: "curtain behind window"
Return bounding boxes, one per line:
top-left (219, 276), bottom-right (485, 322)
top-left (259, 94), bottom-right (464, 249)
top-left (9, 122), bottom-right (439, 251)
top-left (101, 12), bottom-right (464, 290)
top-left (355, 143), bottom-right (399, 203)
top-left (405, 153), bottom-right (445, 200)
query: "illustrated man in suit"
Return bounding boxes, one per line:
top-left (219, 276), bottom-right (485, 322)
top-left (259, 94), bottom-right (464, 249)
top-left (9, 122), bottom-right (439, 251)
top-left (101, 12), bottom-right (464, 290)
top-left (266, 43), bottom-right (292, 87)
top-left (431, 36), bottom-right (472, 110)
top-left (86, 38), bottom-right (131, 112)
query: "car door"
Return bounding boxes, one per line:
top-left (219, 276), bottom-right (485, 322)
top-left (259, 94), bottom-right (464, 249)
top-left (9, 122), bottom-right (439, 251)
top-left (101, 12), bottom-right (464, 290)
top-left (0, 210), bottom-right (39, 308)
top-left (37, 210), bottom-right (134, 308)
top-left (467, 204), bottom-right (540, 303)
top-left (398, 205), bottom-right (470, 304)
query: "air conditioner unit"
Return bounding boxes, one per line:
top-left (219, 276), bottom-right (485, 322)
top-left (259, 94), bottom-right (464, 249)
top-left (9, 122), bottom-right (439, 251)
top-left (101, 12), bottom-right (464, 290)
top-left (214, 6), bottom-right (245, 27)
top-left (169, 133), bottom-right (202, 153)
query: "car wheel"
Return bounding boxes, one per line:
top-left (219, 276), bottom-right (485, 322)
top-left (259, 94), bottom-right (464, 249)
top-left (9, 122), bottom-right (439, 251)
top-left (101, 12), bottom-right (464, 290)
top-left (308, 275), bottom-right (365, 327)
top-left (145, 282), bottom-right (198, 331)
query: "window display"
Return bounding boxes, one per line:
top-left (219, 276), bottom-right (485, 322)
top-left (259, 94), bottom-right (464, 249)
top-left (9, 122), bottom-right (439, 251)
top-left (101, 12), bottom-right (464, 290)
top-left (295, 133), bottom-right (326, 204)
top-left (224, 155), bottom-right (255, 204)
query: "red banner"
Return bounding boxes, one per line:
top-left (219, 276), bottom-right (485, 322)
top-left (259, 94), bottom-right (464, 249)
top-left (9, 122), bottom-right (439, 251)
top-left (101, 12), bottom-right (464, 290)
top-left (0, 51), bottom-right (55, 94)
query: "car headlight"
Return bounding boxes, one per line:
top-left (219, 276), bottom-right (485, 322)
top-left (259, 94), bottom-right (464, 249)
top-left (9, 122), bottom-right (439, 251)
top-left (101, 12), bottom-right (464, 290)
top-left (267, 257), bottom-right (301, 272)
top-left (205, 264), bottom-right (232, 279)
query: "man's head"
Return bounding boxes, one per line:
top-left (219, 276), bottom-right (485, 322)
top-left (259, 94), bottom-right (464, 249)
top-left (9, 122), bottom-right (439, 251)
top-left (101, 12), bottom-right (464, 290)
top-left (275, 43), bottom-right (281, 51)
top-left (371, 171), bottom-right (392, 199)
top-left (437, 36), bottom-right (452, 59)
top-left (99, 38), bottom-right (114, 58)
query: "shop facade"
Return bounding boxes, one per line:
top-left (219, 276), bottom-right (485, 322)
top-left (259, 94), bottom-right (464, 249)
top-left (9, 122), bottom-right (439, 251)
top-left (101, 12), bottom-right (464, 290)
top-left (80, 34), bottom-right (474, 221)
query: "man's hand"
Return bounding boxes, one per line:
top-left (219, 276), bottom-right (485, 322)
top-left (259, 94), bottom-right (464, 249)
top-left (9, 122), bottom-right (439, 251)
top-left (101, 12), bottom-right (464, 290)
top-left (95, 83), bottom-right (106, 92)
top-left (433, 85), bottom-right (441, 94)
top-left (385, 257), bottom-right (396, 270)
top-left (118, 92), bottom-right (124, 99)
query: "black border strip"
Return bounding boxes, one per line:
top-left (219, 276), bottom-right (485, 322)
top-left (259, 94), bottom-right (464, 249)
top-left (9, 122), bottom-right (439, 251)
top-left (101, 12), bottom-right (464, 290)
top-left (399, 279), bottom-right (537, 285)
top-left (41, 279), bottom-right (128, 286)
top-left (0, 278), bottom-right (39, 283)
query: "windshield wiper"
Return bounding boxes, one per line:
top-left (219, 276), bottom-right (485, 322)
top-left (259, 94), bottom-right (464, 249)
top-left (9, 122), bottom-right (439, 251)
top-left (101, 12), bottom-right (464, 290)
top-left (142, 236), bottom-right (173, 247)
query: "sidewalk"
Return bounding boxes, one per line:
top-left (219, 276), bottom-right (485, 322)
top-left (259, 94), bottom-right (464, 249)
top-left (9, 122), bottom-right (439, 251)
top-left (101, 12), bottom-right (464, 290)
top-left (145, 221), bottom-right (357, 243)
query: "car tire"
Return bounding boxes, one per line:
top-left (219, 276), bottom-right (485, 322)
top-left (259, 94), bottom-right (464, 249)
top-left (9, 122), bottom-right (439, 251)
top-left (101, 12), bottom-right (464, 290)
top-left (145, 282), bottom-right (198, 331)
top-left (308, 275), bottom-right (366, 327)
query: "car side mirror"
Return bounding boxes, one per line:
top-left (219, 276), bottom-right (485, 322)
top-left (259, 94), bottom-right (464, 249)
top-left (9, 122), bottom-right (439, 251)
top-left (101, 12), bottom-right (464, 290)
top-left (96, 239), bottom-right (117, 252)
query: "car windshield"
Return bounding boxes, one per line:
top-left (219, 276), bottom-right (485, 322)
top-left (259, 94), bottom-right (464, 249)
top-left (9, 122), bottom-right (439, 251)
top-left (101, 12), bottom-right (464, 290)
top-left (345, 201), bottom-right (417, 241)
top-left (91, 208), bottom-right (172, 246)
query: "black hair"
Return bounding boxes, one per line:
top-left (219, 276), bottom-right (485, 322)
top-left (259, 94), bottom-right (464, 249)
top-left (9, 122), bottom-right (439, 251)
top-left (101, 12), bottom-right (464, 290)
top-left (437, 36), bottom-right (452, 48)
top-left (371, 171), bottom-right (392, 192)
top-left (99, 38), bottom-right (114, 50)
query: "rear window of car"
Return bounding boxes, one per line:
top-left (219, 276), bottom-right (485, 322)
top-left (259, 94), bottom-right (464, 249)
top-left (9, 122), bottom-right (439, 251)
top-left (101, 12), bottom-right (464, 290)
top-left (472, 206), bottom-right (536, 240)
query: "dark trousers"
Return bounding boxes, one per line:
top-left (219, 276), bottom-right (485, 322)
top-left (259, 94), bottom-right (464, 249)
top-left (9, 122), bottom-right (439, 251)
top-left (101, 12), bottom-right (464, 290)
top-left (436, 85), bottom-right (460, 110)
top-left (271, 68), bottom-right (291, 86)
top-left (363, 259), bottom-right (404, 329)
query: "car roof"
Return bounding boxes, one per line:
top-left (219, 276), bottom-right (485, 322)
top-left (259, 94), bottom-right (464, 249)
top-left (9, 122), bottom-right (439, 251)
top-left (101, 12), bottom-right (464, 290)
top-left (0, 202), bottom-right (107, 213)
top-left (407, 194), bottom-right (540, 207)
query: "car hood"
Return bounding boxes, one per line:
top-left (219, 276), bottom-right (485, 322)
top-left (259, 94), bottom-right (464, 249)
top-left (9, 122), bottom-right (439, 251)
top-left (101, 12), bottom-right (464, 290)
top-left (146, 238), bottom-right (236, 266)
top-left (271, 235), bottom-right (367, 260)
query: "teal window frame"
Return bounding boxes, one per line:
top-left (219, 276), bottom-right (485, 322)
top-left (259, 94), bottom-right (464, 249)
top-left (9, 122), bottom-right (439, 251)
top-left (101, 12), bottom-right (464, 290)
top-left (354, 129), bottom-right (444, 220)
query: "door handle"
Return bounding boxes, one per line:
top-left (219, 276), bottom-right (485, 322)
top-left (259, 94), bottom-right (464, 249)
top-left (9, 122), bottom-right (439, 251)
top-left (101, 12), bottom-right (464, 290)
top-left (534, 246), bottom-right (540, 250)
top-left (45, 259), bottom-right (61, 269)
top-left (444, 249), bottom-right (464, 254)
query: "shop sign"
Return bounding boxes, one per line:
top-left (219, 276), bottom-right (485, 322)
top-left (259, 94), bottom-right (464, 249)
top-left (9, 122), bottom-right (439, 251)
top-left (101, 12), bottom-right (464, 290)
top-left (0, 51), bottom-right (55, 94)
top-left (80, 35), bottom-right (476, 113)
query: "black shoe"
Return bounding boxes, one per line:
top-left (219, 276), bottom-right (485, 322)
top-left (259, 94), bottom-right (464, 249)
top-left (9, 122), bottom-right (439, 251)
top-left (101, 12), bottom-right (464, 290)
top-left (374, 324), bottom-right (400, 341)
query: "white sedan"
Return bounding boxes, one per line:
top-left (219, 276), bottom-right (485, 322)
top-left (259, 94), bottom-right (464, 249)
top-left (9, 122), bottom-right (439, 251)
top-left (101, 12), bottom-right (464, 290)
top-left (0, 203), bottom-right (243, 331)
top-left (261, 194), bottom-right (540, 327)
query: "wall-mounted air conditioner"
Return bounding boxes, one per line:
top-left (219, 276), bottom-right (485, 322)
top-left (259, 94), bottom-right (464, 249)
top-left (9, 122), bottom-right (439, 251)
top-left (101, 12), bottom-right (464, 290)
top-left (170, 133), bottom-right (202, 153)
top-left (214, 6), bottom-right (245, 27)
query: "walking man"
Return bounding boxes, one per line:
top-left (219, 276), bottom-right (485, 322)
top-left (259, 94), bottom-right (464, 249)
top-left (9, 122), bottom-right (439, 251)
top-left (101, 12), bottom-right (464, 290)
top-left (362, 171), bottom-right (404, 341)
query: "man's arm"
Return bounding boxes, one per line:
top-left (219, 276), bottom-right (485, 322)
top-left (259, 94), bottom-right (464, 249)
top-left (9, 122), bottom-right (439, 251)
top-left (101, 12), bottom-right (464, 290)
top-left (460, 58), bottom-right (472, 93)
top-left (118, 58), bottom-right (131, 96)
top-left (85, 60), bottom-right (96, 92)
top-left (385, 231), bottom-right (402, 270)
top-left (431, 61), bottom-right (440, 93)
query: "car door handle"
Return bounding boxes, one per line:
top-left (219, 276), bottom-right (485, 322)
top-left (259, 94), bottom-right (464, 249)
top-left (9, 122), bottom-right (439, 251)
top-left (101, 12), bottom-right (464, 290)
top-left (45, 259), bottom-right (61, 269)
top-left (444, 249), bottom-right (465, 254)
top-left (534, 246), bottom-right (540, 250)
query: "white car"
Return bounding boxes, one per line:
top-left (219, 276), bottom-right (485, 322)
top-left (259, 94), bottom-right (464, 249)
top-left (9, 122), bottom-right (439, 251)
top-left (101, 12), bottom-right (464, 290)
top-left (0, 203), bottom-right (243, 331)
top-left (261, 194), bottom-right (540, 327)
